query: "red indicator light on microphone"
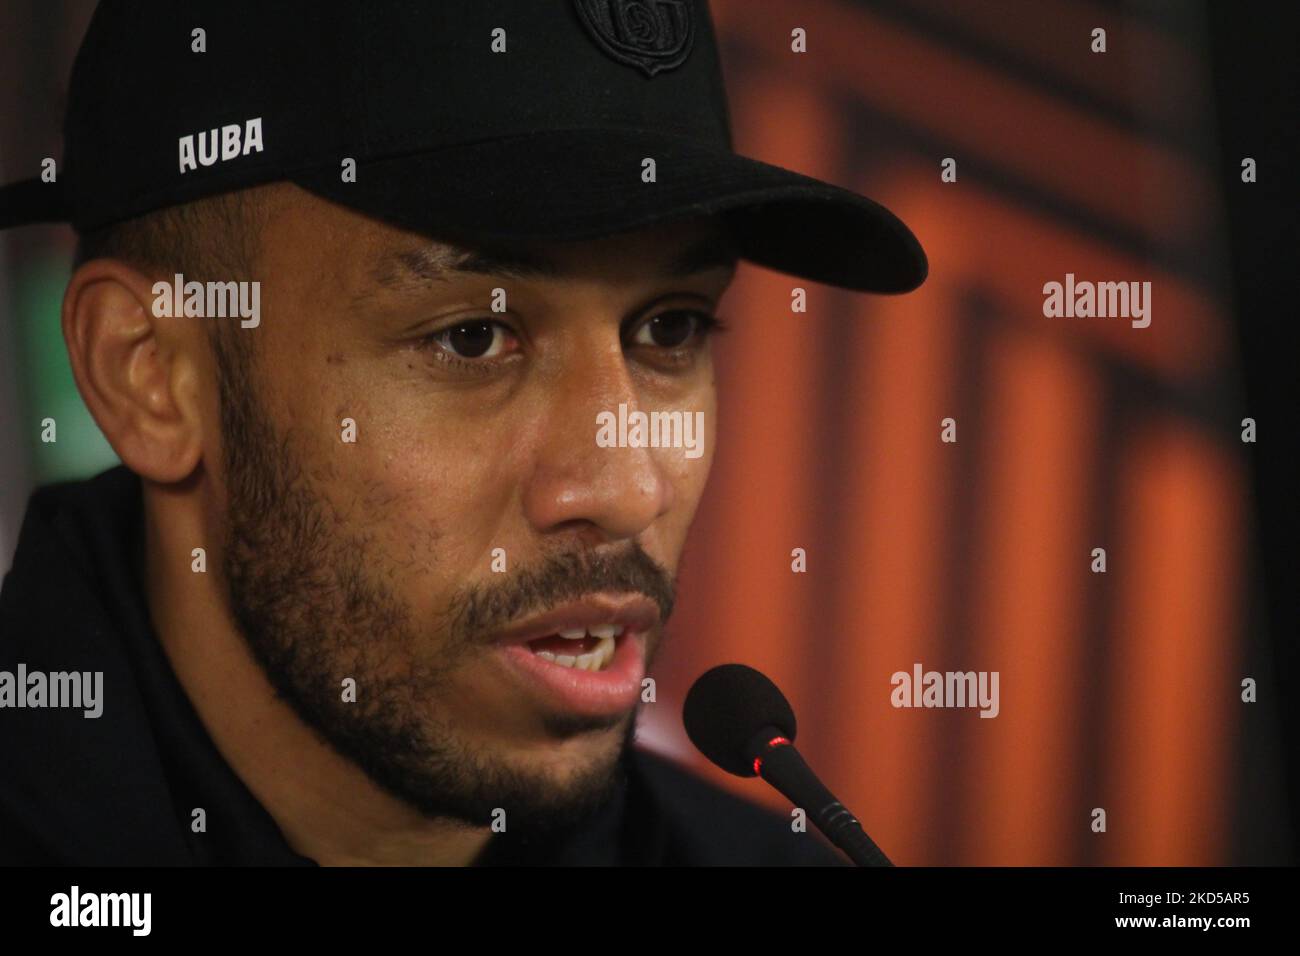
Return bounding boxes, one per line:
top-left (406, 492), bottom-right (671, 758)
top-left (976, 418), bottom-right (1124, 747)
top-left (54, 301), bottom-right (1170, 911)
top-left (753, 735), bottom-right (791, 774)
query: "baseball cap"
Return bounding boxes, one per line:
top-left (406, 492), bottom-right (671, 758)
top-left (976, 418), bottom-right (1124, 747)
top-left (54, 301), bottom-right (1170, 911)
top-left (0, 0), bottom-right (927, 293)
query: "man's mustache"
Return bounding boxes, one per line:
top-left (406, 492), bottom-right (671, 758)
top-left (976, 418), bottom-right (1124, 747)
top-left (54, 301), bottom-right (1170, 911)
top-left (443, 542), bottom-right (676, 643)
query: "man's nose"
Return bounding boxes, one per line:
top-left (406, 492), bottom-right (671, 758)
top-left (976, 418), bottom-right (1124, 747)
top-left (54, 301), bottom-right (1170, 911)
top-left (521, 354), bottom-right (675, 543)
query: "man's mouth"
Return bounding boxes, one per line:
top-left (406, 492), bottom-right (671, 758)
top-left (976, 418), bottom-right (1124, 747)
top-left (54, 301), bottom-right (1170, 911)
top-left (524, 625), bottom-right (623, 671)
top-left (490, 597), bottom-right (658, 718)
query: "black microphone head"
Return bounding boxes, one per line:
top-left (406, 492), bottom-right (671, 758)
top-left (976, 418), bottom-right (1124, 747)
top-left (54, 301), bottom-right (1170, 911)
top-left (682, 663), bottom-right (797, 777)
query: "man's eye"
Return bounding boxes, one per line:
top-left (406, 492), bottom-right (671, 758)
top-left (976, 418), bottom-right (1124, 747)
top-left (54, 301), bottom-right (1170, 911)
top-left (431, 320), bottom-right (511, 359)
top-left (629, 310), bottom-right (720, 349)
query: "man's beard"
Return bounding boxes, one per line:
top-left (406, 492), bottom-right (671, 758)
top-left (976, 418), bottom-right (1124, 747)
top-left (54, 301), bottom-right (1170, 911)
top-left (208, 331), bottom-right (677, 836)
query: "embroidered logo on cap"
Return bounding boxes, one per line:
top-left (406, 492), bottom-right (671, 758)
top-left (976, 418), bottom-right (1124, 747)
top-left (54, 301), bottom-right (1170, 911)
top-left (572, 0), bottom-right (695, 77)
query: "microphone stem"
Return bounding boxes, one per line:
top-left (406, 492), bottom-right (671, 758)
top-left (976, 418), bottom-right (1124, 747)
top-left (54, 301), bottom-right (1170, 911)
top-left (757, 740), bottom-right (893, 867)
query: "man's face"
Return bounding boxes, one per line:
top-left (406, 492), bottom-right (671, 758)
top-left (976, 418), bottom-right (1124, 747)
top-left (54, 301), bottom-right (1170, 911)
top-left (204, 186), bottom-right (734, 832)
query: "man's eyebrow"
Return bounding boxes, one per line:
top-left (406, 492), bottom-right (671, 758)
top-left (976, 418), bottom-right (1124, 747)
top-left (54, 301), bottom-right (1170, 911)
top-left (664, 233), bottom-right (741, 278)
top-left (372, 232), bottom-right (740, 289)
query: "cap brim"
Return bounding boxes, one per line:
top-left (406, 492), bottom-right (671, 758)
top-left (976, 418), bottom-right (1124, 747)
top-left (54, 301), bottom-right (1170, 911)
top-left (292, 129), bottom-right (926, 293)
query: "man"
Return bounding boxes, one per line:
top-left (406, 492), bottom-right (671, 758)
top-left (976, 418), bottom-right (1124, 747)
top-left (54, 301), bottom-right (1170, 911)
top-left (0, 1), bottom-right (925, 865)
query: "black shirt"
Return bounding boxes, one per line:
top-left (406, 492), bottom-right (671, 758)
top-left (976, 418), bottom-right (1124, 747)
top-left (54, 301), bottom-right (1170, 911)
top-left (0, 466), bottom-right (849, 866)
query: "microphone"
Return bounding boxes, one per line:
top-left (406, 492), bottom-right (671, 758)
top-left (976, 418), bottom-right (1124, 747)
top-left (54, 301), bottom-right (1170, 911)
top-left (683, 663), bottom-right (892, 867)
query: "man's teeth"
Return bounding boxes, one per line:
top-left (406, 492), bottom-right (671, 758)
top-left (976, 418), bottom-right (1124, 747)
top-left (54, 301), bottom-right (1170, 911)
top-left (558, 625), bottom-right (621, 640)
top-left (533, 626), bottom-right (624, 670)
top-left (533, 640), bottom-right (615, 670)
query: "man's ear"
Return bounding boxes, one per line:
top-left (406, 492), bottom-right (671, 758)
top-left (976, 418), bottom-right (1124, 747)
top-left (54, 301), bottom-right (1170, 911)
top-left (61, 260), bottom-right (204, 483)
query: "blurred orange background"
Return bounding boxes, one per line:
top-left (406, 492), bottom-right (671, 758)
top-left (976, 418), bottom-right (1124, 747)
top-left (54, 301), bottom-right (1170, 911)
top-left (632, 0), bottom-right (1287, 865)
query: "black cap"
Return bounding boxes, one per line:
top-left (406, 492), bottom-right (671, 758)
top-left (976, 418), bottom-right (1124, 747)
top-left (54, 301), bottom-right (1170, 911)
top-left (0, 0), bottom-right (927, 293)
